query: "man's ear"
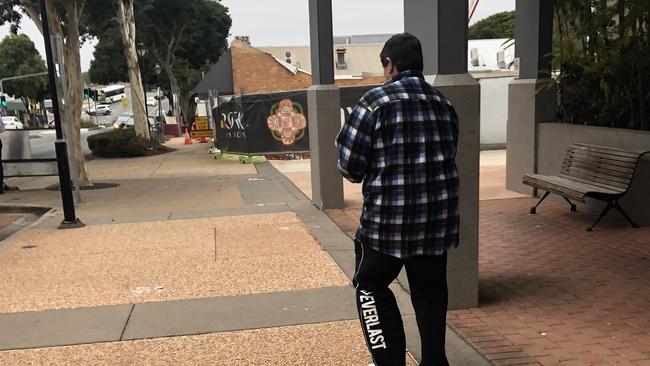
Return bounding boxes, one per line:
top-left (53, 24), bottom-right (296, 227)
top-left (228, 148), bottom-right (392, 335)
top-left (385, 57), bottom-right (395, 73)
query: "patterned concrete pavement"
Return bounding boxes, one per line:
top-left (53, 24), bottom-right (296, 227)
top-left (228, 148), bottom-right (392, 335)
top-left (0, 143), bottom-right (488, 365)
top-left (0, 213), bottom-right (349, 313)
top-left (0, 321), bottom-right (416, 366)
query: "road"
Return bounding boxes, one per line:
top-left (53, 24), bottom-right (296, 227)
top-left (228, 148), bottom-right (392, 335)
top-left (83, 88), bottom-right (170, 123)
top-left (30, 129), bottom-right (108, 159)
top-left (31, 90), bottom-right (170, 158)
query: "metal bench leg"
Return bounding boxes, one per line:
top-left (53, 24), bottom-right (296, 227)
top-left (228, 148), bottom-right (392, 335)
top-left (530, 191), bottom-right (550, 214)
top-left (587, 202), bottom-right (614, 232)
top-left (563, 197), bottom-right (577, 212)
top-left (613, 201), bottom-right (640, 229)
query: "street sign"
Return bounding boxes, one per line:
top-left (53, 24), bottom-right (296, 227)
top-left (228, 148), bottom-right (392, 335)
top-left (190, 130), bottom-right (214, 138)
top-left (513, 58), bottom-right (521, 78)
top-left (195, 116), bottom-right (209, 130)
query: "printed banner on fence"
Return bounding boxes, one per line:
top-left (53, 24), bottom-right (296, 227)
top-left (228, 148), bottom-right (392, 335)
top-left (214, 85), bottom-right (378, 155)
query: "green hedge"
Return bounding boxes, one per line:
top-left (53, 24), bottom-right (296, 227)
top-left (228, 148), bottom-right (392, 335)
top-left (87, 130), bottom-right (147, 158)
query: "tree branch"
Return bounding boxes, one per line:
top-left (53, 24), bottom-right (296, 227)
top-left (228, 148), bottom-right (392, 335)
top-left (20, 3), bottom-right (43, 35)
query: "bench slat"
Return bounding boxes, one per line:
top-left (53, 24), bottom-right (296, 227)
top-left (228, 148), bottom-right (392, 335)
top-left (523, 175), bottom-right (587, 202)
top-left (547, 175), bottom-right (623, 194)
top-left (566, 156), bottom-right (639, 173)
top-left (571, 143), bottom-right (643, 159)
top-left (560, 166), bottom-right (632, 188)
top-left (525, 174), bottom-right (625, 193)
top-left (562, 159), bottom-right (635, 177)
top-left (558, 173), bottom-right (628, 192)
top-left (524, 174), bottom-right (624, 200)
top-left (567, 149), bottom-right (640, 165)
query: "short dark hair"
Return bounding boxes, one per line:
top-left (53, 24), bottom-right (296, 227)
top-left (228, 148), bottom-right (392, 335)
top-left (380, 33), bottom-right (423, 72)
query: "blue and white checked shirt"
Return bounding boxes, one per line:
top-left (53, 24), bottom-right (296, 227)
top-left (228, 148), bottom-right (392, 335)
top-left (336, 70), bottom-right (460, 259)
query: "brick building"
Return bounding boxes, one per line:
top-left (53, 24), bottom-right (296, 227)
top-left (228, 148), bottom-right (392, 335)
top-left (193, 39), bottom-right (384, 96)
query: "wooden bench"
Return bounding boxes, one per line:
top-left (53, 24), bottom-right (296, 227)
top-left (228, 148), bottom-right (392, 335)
top-left (523, 143), bottom-right (648, 231)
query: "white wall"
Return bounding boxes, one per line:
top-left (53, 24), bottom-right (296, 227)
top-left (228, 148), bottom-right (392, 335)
top-left (478, 76), bottom-right (512, 146)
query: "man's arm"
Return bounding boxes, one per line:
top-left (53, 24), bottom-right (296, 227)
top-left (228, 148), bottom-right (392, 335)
top-left (335, 102), bottom-right (374, 183)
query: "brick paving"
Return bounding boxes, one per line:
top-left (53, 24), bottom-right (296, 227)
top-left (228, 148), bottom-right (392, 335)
top-left (0, 214), bottom-right (23, 231)
top-left (453, 198), bottom-right (650, 366)
top-left (328, 198), bottom-right (650, 365)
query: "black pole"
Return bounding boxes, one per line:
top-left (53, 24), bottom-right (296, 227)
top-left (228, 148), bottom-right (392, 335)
top-left (138, 58), bottom-right (151, 137)
top-left (39, 0), bottom-right (83, 229)
top-left (158, 90), bottom-right (163, 141)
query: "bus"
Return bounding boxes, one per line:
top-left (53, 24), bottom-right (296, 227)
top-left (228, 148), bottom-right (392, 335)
top-left (99, 85), bottom-right (127, 103)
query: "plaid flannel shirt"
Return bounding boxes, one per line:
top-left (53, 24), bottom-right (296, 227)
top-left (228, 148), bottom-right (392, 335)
top-left (336, 70), bottom-right (460, 259)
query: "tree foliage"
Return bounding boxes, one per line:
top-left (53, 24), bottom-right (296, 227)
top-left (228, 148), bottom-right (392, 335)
top-left (552, 0), bottom-right (650, 131)
top-left (85, 0), bottom-right (231, 128)
top-left (0, 34), bottom-right (48, 108)
top-left (468, 11), bottom-right (515, 40)
top-left (88, 28), bottom-right (161, 86)
top-left (136, 0), bottom-right (231, 125)
top-left (88, 28), bottom-right (128, 84)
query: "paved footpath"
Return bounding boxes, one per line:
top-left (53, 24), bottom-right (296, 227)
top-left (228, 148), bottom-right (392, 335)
top-left (0, 141), bottom-right (488, 365)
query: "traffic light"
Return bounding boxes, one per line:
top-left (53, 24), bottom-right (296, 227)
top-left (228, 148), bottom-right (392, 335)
top-left (83, 88), bottom-right (90, 99)
top-left (1, 95), bottom-right (7, 109)
top-left (92, 89), bottom-right (99, 101)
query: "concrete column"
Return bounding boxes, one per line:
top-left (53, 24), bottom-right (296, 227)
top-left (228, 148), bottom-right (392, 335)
top-left (506, 0), bottom-right (556, 194)
top-left (404, 0), bottom-right (468, 75)
top-left (307, 0), bottom-right (344, 209)
top-left (404, 0), bottom-right (480, 309)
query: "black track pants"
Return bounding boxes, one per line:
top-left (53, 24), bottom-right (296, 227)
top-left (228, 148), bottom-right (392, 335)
top-left (353, 238), bottom-right (449, 366)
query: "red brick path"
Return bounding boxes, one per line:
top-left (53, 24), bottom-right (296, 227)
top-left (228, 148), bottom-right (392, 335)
top-left (450, 198), bottom-right (650, 365)
top-left (0, 214), bottom-right (23, 231)
top-left (327, 198), bottom-right (650, 365)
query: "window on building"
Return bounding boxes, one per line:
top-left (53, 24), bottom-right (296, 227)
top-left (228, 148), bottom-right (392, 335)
top-left (336, 48), bottom-right (347, 70)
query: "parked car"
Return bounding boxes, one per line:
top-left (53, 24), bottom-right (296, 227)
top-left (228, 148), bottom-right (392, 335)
top-left (146, 97), bottom-right (157, 107)
top-left (86, 104), bottom-right (111, 116)
top-left (113, 114), bottom-right (156, 133)
top-left (1, 116), bottom-right (24, 130)
top-left (113, 113), bottom-right (133, 129)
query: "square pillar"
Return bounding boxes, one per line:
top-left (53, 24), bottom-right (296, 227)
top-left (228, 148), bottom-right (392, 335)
top-left (405, 0), bottom-right (480, 310)
top-left (308, 0), bottom-right (344, 209)
top-left (506, 0), bottom-right (556, 194)
top-left (405, 0), bottom-right (468, 75)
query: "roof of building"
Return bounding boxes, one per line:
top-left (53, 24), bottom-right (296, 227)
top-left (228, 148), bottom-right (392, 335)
top-left (193, 40), bottom-right (384, 96)
top-left (192, 48), bottom-right (234, 95)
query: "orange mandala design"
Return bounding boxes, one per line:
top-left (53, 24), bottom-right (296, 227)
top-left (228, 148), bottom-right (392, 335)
top-left (267, 99), bottom-right (307, 145)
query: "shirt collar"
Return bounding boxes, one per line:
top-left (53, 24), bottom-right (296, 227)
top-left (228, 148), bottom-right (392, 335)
top-left (385, 70), bottom-right (425, 85)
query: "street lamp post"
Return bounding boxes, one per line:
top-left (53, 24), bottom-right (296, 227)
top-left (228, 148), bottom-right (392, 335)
top-left (136, 43), bottom-right (151, 137)
top-left (38, 0), bottom-right (83, 229)
top-left (154, 63), bottom-right (163, 142)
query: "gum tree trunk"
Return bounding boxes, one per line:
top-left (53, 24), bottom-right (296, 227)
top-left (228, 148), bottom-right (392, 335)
top-left (21, 0), bottom-right (89, 187)
top-left (115, 0), bottom-right (149, 139)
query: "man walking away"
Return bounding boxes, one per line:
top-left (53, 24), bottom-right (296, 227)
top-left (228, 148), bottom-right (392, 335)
top-left (336, 33), bottom-right (460, 366)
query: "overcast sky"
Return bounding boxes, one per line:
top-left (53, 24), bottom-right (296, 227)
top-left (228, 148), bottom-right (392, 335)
top-left (0, 0), bottom-right (514, 72)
